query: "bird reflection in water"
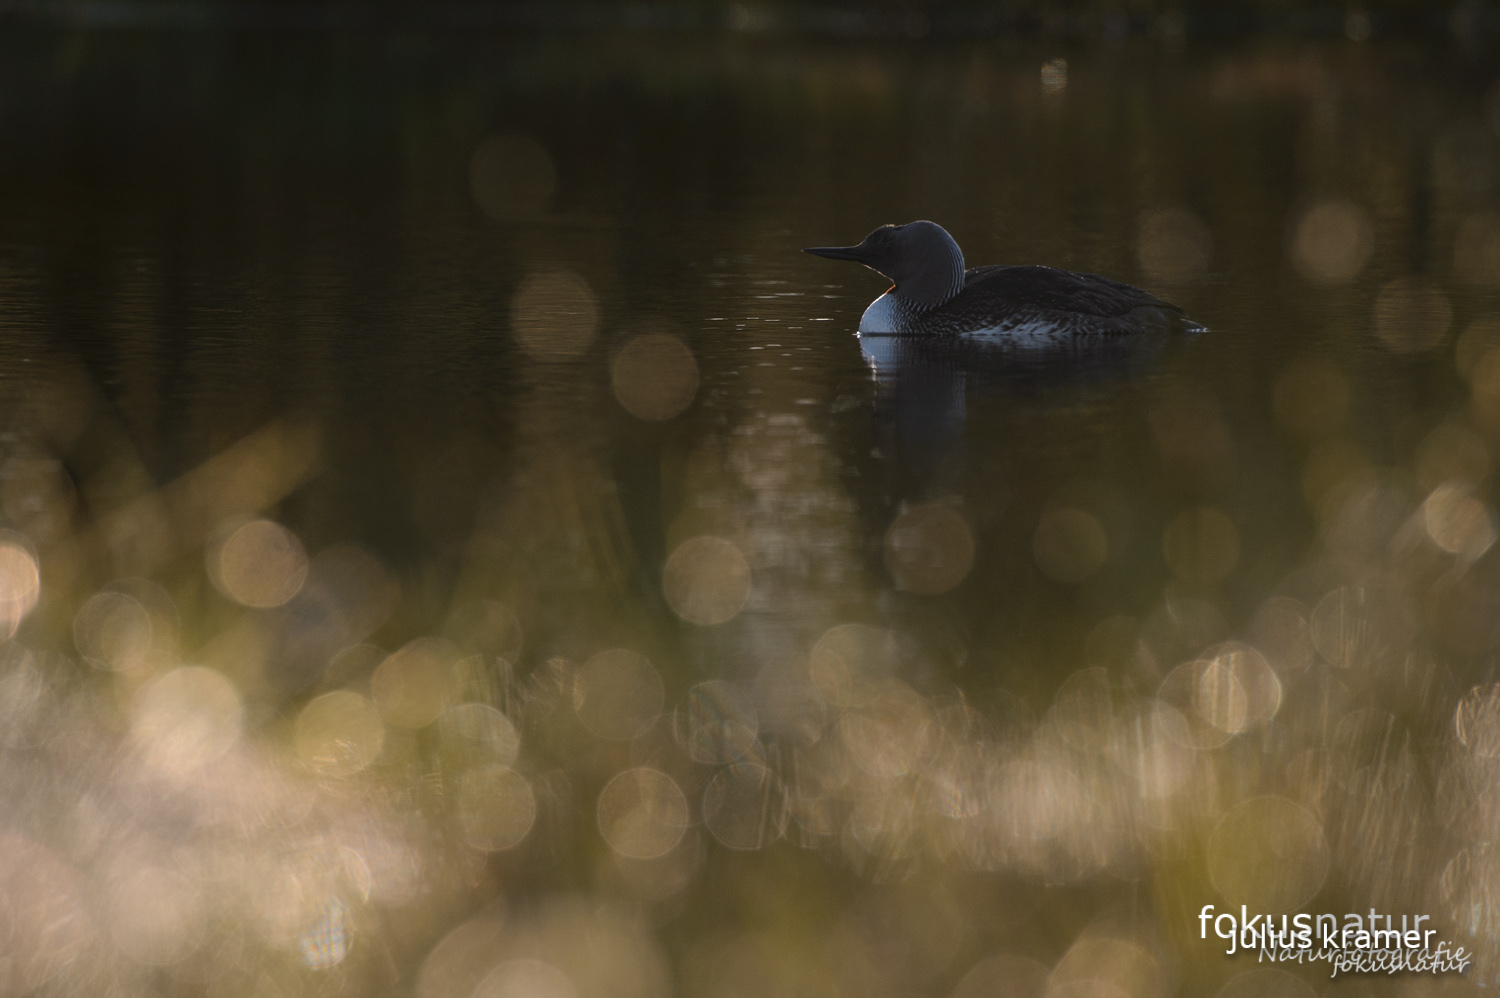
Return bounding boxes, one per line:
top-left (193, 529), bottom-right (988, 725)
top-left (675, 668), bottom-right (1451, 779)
top-left (858, 330), bottom-right (1189, 503)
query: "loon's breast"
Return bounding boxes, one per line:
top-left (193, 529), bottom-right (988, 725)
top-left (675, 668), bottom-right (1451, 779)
top-left (856, 266), bottom-right (1201, 341)
top-left (857, 291), bottom-right (903, 333)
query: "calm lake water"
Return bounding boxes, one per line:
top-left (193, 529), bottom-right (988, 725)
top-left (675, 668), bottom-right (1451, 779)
top-left (0, 23), bottom-right (1497, 997)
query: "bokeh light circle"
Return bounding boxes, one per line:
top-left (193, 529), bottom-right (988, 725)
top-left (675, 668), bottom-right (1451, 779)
top-left (210, 519), bottom-right (308, 608)
top-left (0, 537), bottom-right (40, 639)
top-left (1423, 482), bottom-right (1497, 560)
top-left (884, 503), bottom-right (974, 595)
top-left (371, 637), bottom-right (458, 730)
top-left (458, 764), bottom-right (537, 851)
top-left (131, 666), bottom-right (244, 774)
top-left (436, 702), bottom-right (521, 768)
top-left (295, 690), bottom-right (385, 774)
top-left (1195, 643), bottom-right (1281, 733)
top-left (73, 590), bottom-right (154, 673)
top-left (1373, 277), bottom-right (1451, 354)
top-left (1290, 199), bottom-right (1373, 284)
top-left (1207, 796), bottom-right (1328, 911)
top-left (511, 271), bottom-right (599, 359)
top-left (662, 536), bottom-right (751, 626)
top-left (1033, 507), bottom-right (1108, 583)
top-left (573, 649), bottom-right (664, 740)
top-left (612, 333), bottom-right (699, 421)
top-left (475, 959), bottom-right (578, 998)
top-left (597, 767), bottom-right (689, 859)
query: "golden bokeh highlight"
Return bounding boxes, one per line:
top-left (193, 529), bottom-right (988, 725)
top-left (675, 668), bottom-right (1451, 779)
top-left (511, 271), bottom-right (599, 359)
top-left (1289, 199), bottom-right (1374, 284)
top-left (73, 589), bottom-right (155, 673)
top-left (1372, 277), bottom-right (1451, 354)
top-left (130, 666), bottom-right (244, 775)
top-left (1194, 643), bottom-right (1281, 733)
top-left (611, 333), bottom-right (699, 421)
top-left (1108, 699), bottom-right (1196, 802)
top-left (701, 763), bottom-right (789, 850)
top-left (839, 685), bottom-right (933, 779)
top-left (1050, 667), bottom-right (1116, 752)
top-left (574, 649), bottom-right (664, 740)
top-left (1248, 597), bottom-right (1314, 674)
top-left (597, 767), bottom-right (689, 859)
top-left (209, 518), bottom-right (308, 609)
top-left (1032, 507), bottom-right (1108, 583)
top-left (1423, 482), bottom-right (1497, 560)
top-left (416, 915), bottom-right (508, 998)
top-left (1137, 205), bottom-right (1212, 284)
top-left (470, 133), bottom-right (557, 222)
top-left (1271, 357), bottom-right (1348, 438)
top-left (371, 637), bottom-right (458, 729)
top-left (662, 535), bottom-right (752, 626)
top-left (1308, 586), bottom-right (1381, 669)
top-left (295, 690), bottom-right (385, 774)
top-left (809, 621), bottom-right (903, 707)
top-left (1417, 421), bottom-right (1491, 489)
top-left (475, 959), bottom-right (578, 998)
top-left (436, 702), bottom-right (521, 768)
top-left (1157, 662), bottom-right (1234, 749)
top-left (457, 764), bottom-right (536, 851)
top-left (883, 503), bottom-right (974, 594)
top-left (0, 537), bottom-right (40, 639)
top-left (1162, 506), bottom-right (1239, 585)
top-left (1455, 211), bottom-right (1500, 286)
top-left (1207, 796), bottom-right (1328, 911)
top-left (612, 830), bottom-right (703, 901)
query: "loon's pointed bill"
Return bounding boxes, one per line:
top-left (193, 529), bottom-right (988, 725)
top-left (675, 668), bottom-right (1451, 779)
top-left (803, 245), bottom-right (868, 262)
top-left (804, 220), bottom-right (1204, 342)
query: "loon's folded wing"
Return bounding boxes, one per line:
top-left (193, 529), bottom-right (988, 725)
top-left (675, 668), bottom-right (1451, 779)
top-left (960, 265), bottom-right (1183, 317)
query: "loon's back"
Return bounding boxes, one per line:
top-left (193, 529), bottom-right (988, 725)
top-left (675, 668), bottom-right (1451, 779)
top-left (922, 265), bottom-right (1197, 341)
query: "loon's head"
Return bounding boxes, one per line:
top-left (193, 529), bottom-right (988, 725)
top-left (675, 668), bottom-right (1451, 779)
top-left (804, 220), bottom-right (965, 309)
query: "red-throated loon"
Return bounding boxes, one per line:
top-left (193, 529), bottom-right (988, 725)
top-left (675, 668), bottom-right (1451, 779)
top-left (804, 220), bottom-right (1203, 342)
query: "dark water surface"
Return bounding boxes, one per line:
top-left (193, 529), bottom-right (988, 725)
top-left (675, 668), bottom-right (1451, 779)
top-left (0, 25), bottom-right (1497, 997)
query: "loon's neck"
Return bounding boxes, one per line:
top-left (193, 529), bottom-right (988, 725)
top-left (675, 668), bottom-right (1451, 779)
top-left (893, 245), bottom-right (966, 310)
